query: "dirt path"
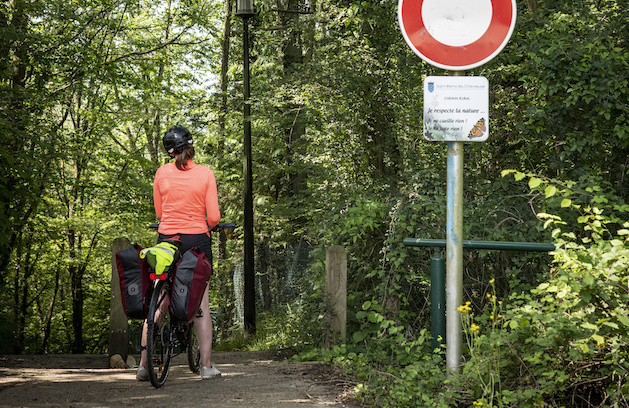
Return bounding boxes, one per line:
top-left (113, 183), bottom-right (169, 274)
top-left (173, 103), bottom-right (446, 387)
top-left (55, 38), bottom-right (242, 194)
top-left (0, 351), bottom-right (361, 408)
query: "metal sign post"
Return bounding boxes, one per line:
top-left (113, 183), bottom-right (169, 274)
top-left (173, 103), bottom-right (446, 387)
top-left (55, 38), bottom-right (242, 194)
top-left (398, 0), bottom-right (517, 374)
top-left (423, 72), bottom-right (489, 374)
top-left (446, 137), bottom-right (464, 374)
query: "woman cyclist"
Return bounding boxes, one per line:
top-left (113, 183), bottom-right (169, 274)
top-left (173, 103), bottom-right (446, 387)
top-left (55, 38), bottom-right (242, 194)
top-left (137, 125), bottom-right (222, 381)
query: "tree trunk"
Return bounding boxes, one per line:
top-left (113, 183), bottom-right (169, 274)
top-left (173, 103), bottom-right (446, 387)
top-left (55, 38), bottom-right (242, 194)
top-left (0, 0), bottom-right (28, 277)
top-left (18, 261), bottom-right (30, 351)
top-left (277, 0), bottom-right (307, 198)
top-left (12, 235), bottom-right (23, 354)
top-left (257, 237), bottom-right (272, 311)
top-left (218, 0), bottom-right (232, 152)
top-left (14, 237), bottom-right (36, 354)
top-left (41, 267), bottom-right (61, 353)
top-left (68, 228), bottom-right (84, 354)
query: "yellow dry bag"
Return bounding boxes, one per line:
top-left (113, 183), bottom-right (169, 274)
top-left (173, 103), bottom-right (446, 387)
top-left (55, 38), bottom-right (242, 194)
top-left (140, 241), bottom-right (180, 276)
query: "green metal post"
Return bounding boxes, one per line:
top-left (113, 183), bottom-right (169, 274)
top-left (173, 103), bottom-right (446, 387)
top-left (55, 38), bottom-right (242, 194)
top-left (431, 248), bottom-right (446, 352)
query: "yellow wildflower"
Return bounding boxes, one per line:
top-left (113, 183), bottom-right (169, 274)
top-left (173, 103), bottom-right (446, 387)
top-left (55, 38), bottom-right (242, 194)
top-left (457, 301), bottom-right (472, 313)
top-left (471, 324), bottom-right (479, 332)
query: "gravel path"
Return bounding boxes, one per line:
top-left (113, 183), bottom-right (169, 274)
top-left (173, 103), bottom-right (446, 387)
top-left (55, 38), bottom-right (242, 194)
top-left (0, 350), bottom-right (361, 408)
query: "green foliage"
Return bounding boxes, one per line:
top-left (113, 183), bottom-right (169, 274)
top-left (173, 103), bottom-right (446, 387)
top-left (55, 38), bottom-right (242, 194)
top-left (295, 336), bottom-right (453, 408)
top-left (487, 2), bottom-right (629, 198)
top-left (0, 0), bottom-right (225, 353)
top-left (450, 177), bottom-right (629, 407)
top-left (214, 296), bottom-right (325, 352)
top-left (302, 173), bottom-right (628, 407)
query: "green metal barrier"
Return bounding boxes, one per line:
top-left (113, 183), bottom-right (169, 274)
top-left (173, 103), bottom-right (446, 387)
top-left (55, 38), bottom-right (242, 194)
top-left (403, 238), bottom-right (555, 252)
top-left (404, 238), bottom-right (555, 352)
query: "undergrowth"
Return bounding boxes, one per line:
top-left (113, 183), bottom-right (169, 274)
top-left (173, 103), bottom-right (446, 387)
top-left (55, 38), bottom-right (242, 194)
top-left (293, 173), bottom-right (629, 407)
top-left (214, 173), bottom-right (629, 407)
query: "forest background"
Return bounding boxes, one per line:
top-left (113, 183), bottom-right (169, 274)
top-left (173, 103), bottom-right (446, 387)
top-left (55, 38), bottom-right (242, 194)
top-left (1, 0), bottom-right (628, 406)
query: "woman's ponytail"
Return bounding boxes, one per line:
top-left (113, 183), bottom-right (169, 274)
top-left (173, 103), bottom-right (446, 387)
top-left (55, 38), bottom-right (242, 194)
top-left (175, 145), bottom-right (195, 170)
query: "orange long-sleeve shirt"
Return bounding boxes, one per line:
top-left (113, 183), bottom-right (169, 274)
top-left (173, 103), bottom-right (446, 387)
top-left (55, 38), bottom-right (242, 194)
top-left (153, 161), bottom-right (220, 235)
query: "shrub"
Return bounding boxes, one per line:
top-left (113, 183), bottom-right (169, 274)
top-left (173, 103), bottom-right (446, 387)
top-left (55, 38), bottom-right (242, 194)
top-left (452, 174), bottom-right (629, 407)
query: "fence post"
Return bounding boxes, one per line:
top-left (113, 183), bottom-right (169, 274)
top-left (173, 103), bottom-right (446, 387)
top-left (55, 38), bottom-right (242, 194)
top-left (325, 245), bottom-right (347, 346)
top-left (109, 238), bottom-right (130, 364)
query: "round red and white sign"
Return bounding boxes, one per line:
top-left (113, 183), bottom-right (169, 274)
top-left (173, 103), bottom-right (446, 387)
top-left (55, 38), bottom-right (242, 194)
top-left (398, 0), bottom-right (517, 70)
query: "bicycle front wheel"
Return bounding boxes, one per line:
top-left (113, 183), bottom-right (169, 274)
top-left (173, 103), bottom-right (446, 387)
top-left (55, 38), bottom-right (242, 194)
top-left (187, 322), bottom-right (201, 373)
top-left (147, 280), bottom-right (173, 388)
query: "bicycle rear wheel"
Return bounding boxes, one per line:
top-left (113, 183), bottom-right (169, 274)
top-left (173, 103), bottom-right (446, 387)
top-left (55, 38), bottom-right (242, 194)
top-left (187, 322), bottom-right (201, 373)
top-left (147, 280), bottom-right (173, 388)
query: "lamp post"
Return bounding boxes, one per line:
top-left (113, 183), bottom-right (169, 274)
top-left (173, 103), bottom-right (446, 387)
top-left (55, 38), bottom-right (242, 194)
top-left (236, 0), bottom-right (256, 335)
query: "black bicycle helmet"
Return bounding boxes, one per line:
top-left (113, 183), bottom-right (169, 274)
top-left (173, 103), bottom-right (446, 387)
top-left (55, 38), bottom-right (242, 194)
top-left (163, 125), bottom-right (193, 156)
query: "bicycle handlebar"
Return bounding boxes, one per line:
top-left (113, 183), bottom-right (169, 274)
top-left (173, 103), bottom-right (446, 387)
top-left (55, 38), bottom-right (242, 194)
top-left (148, 223), bottom-right (236, 231)
top-left (211, 223), bottom-right (236, 232)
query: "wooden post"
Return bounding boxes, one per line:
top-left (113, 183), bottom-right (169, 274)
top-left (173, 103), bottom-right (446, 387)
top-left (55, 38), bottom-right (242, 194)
top-left (109, 237), bottom-right (130, 363)
top-left (325, 246), bottom-right (347, 346)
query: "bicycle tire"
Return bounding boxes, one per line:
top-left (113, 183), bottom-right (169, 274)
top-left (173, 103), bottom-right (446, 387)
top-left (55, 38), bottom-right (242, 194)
top-left (147, 280), bottom-right (173, 388)
top-left (187, 322), bottom-right (201, 373)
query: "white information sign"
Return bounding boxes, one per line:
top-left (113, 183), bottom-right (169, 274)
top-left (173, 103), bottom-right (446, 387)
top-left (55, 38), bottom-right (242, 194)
top-left (423, 76), bottom-right (489, 142)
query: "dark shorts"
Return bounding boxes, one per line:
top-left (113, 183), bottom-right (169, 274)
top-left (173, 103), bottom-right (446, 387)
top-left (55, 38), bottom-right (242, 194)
top-left (158, 232), bottom-right (212, 264)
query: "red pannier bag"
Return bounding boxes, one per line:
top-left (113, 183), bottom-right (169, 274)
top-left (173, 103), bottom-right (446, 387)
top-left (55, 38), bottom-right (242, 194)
top-left (115, 244), bottom-right (152, 320)
top-left (170, 247), bottom-right (212, 322)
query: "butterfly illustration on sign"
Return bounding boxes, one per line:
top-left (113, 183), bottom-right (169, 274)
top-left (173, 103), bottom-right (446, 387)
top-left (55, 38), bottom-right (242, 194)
top-left (468, 118), bottom-right (486, 139)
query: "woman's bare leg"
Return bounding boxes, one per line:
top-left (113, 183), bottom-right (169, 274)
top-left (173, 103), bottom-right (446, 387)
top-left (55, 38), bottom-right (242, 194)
top-left (194, 283), bottom-right (213, 368)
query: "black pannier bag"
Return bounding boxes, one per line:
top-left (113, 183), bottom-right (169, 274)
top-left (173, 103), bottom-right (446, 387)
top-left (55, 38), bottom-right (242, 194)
top-left (170, 247), bottom-right (212, 322)
top-left (115, 244), bottom-right (152, 320)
